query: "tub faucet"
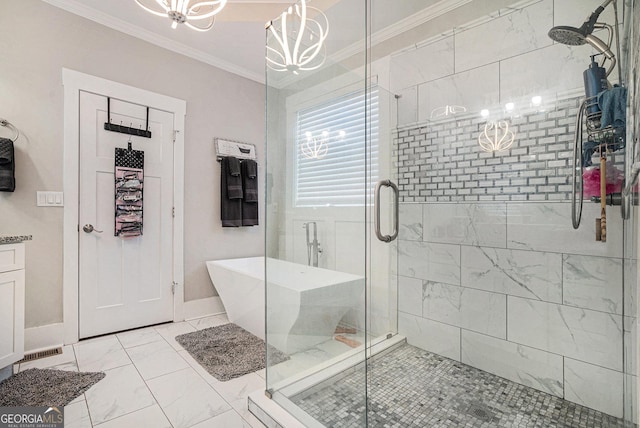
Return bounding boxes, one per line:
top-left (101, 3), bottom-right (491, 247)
top-left (303, 222), bottom-right (322, 267)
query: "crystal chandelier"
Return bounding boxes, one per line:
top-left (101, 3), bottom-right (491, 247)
top-left (266, 0), bottom-right (329, 74)
top-left (134, 0), bottom-right (227, 32)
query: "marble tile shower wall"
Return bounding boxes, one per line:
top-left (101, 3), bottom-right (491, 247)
top-left (397, 201), bottom-right (635, 419)
top-left (392, 95), bottom-right (627, 203)
top-left (389, 0), bottom-right (636, 420)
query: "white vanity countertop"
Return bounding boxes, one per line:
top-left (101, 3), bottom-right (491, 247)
top-left (0, 235), bottom-right (32, 245)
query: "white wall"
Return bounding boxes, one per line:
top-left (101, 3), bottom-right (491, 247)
top-left (0, 0), bottom-right (265, 328)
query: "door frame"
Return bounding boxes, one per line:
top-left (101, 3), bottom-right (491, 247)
top-left (62, 68), bottom-right (186, 344)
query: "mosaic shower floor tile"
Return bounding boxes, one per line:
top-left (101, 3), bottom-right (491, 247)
top-left (291, 344), bottom-right (630, 428)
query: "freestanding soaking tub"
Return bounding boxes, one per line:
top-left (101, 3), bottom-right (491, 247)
top-left (206, 257), bottom-right (364, 353)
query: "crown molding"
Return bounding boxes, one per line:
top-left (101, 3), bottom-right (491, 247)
top-left (41, 0), bottom-right (265, 84)
top-left (274, 0), bottom-right (473, 88)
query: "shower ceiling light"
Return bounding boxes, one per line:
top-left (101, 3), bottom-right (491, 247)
top-left (478, 121), bottom-right (516, 153)
top-left (134, 0), bottom-right (227, 32)
top-left (266, 0), bottom-right (329, 74)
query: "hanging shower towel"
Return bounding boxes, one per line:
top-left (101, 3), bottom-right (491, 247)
top-left (0, 138), bottom-right (15, 192)
top-left (241, 159), bottom-right (259, 226)
top-left (598, 86), bottom-right (627, 129)
top-left (226, 156), bottom-right (243, 199)
top-left (221, 157), bottom-right (242, 227)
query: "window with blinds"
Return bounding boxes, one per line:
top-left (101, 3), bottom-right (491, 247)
top-left (295, 88), bottom-right (379, 207)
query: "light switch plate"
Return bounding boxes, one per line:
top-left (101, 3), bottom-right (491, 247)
top-left (37, 191), bottom-right (64, 207)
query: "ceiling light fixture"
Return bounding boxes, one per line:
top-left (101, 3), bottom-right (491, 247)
top-left (266, 0), bottom-right (329, 74)
top-left (134, 0), bottom-right (227, 32)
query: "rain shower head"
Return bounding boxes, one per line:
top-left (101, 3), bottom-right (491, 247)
top-left (548, 25), bottom-right (588, 46)
top-left (548, 0), bottom-right (613, 46)
top-left (548, 0), bottom-right (617, 76)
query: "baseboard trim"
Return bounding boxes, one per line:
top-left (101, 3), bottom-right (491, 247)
top-left (25, 323), bottom-right (65, 352)
top-left (184, 296), bottom-right (225, 320)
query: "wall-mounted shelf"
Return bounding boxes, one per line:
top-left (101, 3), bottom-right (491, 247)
top-left (215, 138), bottom-right (256, 161)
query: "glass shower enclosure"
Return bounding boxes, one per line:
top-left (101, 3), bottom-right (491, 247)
top-left (260, 0), bottom-right (639, 426)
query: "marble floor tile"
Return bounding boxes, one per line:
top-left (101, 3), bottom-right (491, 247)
top-left (74, 336), bottom-right (131, 372)
top-left (125, 339), bottom-right (189, 380)
top-left (64, 400), bottom-right (92, 428)
top-left (147, 367), bottom-right (231, 428)
top-left (187, 314), bottom-right (230, 330)
top-left (93, 404), bottom-right (171, 428)
top-left (177, 349), bottom-right (218, 384)
top-left (69, 393), bottom-right (86, 406)
top-left (116, 327), bottom-right (164, 349)
top-left (188, 409), bottom-right (251, 428)
top-left (84, 364), bottom-right (156, 425)
top-left (233, 400), bottom-right (268, 428)
top-left (211, 372), bottom-right (264, 404)
top-left (154, 321), bottom-right (197, 351)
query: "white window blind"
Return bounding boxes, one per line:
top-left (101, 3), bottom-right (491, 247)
top-left (295, 88), bottom-right (379, 207)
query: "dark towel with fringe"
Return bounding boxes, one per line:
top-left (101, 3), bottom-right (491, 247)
top-left (0, 138), bottom-right (15, 192)
top-left (220, 157), bottom-right (242, 227)
top-left (241, 160), bottom-right (258, 226)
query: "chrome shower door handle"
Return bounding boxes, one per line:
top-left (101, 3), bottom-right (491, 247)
top-left (83, 224), bottom-right (103, 234)
top-left (375, 179), bottom-right (399, 243)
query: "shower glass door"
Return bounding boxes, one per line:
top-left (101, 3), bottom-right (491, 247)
top-left (264, 0), bottom-right (638, 427)
top-left (371, 0), bottom-right (639, 426)
top-left (264, 0), bottom-right (372, 424)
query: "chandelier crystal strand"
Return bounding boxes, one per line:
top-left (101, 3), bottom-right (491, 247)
top-left (266, 0), bottom-right (329, 74)
top-left (134, 0), bottom-right (227, 31)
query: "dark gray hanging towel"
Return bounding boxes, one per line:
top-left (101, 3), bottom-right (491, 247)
top-left (0, 138), bottom-right (15, 192)
top-left (241, 159), bottom-right (259, 226)
top-left (226, 156), bottom-right (243, 199)
top-left (221, 157), bottom-right (242, 227)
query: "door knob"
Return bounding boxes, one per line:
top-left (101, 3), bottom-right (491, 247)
top-left (83, 224), bottom-right (103, 234)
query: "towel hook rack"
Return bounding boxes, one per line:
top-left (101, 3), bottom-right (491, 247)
top-left (0, 118), bottom-right (20, 142)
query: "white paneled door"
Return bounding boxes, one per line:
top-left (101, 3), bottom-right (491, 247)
top-left (79, 91), bottom-right (175, 338)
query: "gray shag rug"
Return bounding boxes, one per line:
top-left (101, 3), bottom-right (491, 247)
top-left (176, 323), bottom-right (289, 381)
top-left (0, 368), bottom-right (105, 407)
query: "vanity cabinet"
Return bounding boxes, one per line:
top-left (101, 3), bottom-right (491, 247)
top-left (0, 243), bottom-right (25, 369)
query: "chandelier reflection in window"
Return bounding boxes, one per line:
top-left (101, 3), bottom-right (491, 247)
top-left (301, 130), bottom-right (345, 160)
top-left (266, 0), bottom-right (329, 74)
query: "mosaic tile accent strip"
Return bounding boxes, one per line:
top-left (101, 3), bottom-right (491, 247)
top-left (291, 344), bottom-right (630, 428)
top-left (393, 95), bottom-right (625, 203)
